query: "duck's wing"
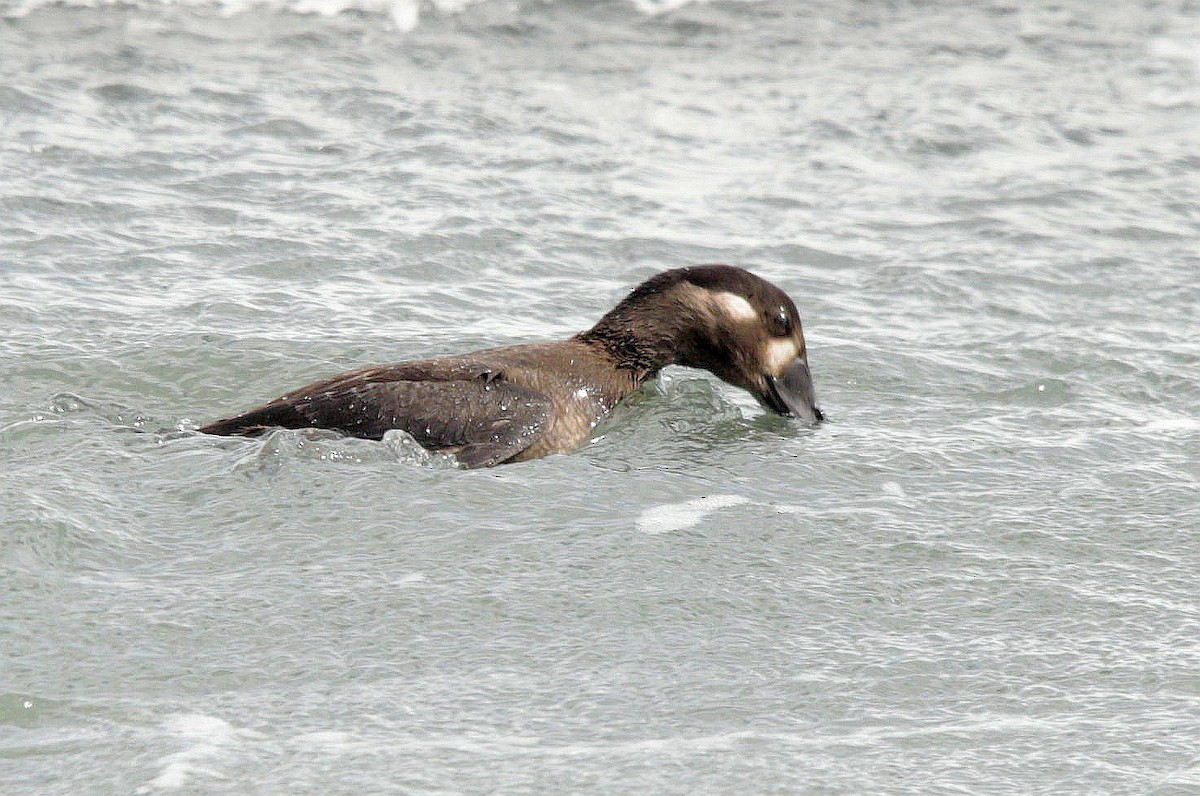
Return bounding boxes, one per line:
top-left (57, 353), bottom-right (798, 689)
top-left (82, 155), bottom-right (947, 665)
top-left (198, 362), bottom-right (553, 468)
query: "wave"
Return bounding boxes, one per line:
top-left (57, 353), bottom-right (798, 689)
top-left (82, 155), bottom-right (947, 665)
top-left (0, 0), bottom-right (746, 31)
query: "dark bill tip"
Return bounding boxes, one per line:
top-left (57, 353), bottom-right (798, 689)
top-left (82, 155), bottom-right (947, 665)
top-left (764, 358), bottom-right (823, 426)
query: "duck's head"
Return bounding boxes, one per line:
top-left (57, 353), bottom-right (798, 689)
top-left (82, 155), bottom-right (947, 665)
top-left (582, 264), bottom-right (825, 425)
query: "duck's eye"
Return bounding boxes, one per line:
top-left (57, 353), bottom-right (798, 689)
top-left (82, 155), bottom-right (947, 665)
top-left (767, 307), bottom-right (793, 337)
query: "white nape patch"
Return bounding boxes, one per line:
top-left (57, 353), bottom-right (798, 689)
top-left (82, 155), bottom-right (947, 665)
top-left (763, 338), bottom-right (799, 375)
top-left (636, 494), bottom-right (750, 534)
top-left (712, 291), bottom-right (758, 321)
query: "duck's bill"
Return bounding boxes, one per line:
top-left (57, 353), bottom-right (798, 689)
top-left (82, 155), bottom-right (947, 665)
top-left (762, 358), bottom-right (824, 425)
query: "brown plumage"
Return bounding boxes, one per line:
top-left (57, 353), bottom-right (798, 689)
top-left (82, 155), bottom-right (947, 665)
top-left (199, 265), bottom-right (823, 467)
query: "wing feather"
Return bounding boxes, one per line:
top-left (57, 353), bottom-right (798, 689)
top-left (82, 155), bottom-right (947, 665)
top-left (199, 363), bottom-right (552, 468)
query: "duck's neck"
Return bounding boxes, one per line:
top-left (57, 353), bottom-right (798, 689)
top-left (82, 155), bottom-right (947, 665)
top-left (574, 286), bottom-right (695, 383)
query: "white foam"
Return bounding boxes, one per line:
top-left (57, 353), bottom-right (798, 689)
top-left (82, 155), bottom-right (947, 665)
top-left (1140, 416), bottom-right (1200, 434)
top-left (290, 730), bottom-right (357, 750)
top-left (1148, 37), bottom-right (1200, 71)
top-left (1, 0), bottom-right (749, 30)
top-left (636, 494), bottom-right (750, 534)
top-left (630, 0), bottom-right (732, 13)
top-left (138, 714), bottom-right (261, 793)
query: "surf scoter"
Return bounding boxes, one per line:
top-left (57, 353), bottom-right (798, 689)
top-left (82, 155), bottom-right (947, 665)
top-left (199, 265), bottom-right (823, 467)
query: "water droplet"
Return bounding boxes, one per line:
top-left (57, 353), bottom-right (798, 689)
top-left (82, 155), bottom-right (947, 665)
top-left (51, 392), bottom-right (89, 413)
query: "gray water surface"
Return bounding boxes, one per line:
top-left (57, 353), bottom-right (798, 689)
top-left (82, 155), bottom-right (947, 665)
top-left (2, 1), bottom-right (1199, 793)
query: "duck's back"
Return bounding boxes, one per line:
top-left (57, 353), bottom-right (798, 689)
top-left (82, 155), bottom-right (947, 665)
top-left (198, 340), bottom-right (637, 467)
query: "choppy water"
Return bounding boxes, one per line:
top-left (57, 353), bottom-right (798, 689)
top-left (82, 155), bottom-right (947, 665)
top-left (2, 0), bottom-right (1199, 792)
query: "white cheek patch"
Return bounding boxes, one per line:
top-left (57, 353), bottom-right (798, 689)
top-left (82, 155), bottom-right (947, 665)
top-left (763, 338), bottom-right (799, 375)
top-left (712, 291), bottom-right (758, 321)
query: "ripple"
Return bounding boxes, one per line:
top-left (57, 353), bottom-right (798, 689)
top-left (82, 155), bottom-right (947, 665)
top-left (0, 85), bottom-right (52, 114)
top-left (226, 118), bottom-right (324, 139)
top-left (89, 82), bottom-right (164, 104)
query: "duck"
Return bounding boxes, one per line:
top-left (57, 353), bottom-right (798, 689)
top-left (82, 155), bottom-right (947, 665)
top-left (198, 264), bottom-right (823, 467)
